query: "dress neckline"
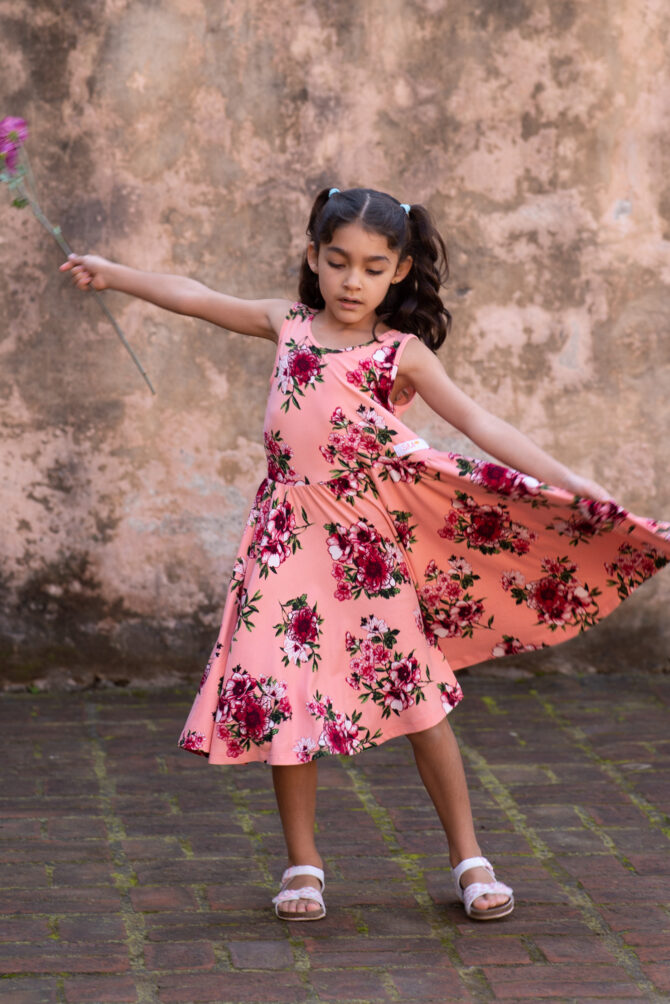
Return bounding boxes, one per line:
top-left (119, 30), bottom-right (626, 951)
top-left (306, 313), bottom-right (396, 353)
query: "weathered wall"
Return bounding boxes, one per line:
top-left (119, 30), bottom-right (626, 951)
top-left (1, 0), bottom-right (669, 687)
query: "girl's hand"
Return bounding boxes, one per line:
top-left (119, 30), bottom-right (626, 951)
top-left (562, 474), bottom-right (613, 501)
top-left (59, 253), bottom-right (112, 291)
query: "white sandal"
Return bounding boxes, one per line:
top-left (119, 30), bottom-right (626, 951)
top-left (272, 865), bottom-right (326, 921)
top-left (453, 856), bottom-right (514, 920)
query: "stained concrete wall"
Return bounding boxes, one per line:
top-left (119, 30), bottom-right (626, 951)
top-left (1, 0), bottom-right (669, 687)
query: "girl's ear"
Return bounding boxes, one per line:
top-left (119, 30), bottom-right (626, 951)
top-left (391, 255), bottom-right (413, 284)
top-left (306, 242), bottom-right (319, 273)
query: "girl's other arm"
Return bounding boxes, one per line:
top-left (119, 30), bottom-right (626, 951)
top-left (59, 254), bottom-right (290, 341)
top-left (399, 338), bottom-right (612, 500)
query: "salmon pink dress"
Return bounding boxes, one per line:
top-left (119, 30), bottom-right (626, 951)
top-left (179, 304), bottom-right (670, 765)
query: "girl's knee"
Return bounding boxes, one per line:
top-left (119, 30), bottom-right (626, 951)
top-left (406, 716), bottom-right (453, 749)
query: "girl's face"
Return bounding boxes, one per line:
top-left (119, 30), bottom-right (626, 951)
top-left (307, 222), bottom-right (412, 327)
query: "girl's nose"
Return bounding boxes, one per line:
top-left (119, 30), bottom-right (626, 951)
top-left (343, 270), bottom-right (362, 289)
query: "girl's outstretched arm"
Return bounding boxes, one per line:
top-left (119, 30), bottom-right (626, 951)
top-left (398, 338), bottom-right (612, 501)
top-left (59, 254), bottom-right (291, 341)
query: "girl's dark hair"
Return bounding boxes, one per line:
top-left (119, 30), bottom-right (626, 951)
top-left (298, 187), bottom-right (451, 351)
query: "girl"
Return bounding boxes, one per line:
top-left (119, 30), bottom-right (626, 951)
top-left (61, 186), bottom-right (670, 923)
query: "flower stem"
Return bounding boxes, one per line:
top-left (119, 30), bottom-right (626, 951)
top-left (16, 164), bottom-right (156, 395)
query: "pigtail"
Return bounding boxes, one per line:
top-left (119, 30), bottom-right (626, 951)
top-left (298, 188), bottom-right (331, 310)
top-left (376, 204), bottom-right (452, 352)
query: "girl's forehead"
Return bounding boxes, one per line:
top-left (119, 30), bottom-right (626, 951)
top-left (324, 221), bottom-right (396, 258)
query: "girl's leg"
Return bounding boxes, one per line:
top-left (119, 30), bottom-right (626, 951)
top-left (406, 716), bottom-right (509, 911)
top-left (271, 762), bottom-right (324, 915)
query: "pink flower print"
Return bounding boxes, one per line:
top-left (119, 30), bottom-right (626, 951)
top-left (266, 501), bottom-right (296, 542)
top-left (275, 337), bottom-right (325, 410)
top-left (260, 538), bottom-right (291, 569)
top-left (470, 461), bottom-right (541, 498)
top-left (438, 511), bottom-right (460, 540)
top-left (605, 543), bottom-right (668, 599)
top-left (525, 577), bottom-right (572, 627)
top-left (179, 729), bottom-right (206, 752)
top-left (235, 695), bottom-right (272, 741)
top-left (449, 556), bottom-right (473, 576)
top-left (346, 367), bottom-right (365, 387)
top-left (222, 670), bottom-right (256, 706)
top-left (501, 570), bottom-right (526, 592)
top-left (491, 635), bottom-right (543, 658)
top-left (348, 519), bottom-right (380, 549)
top-left (327, 525), bottom-right (353, 561)
top-left (225, 736), bottom-right (244, 758)
top-left (289, 345), bottom-right (321, 386)
top-left (259, 678), bottom-right (287, 701)
top-left (334, 580), bottom-right (353, 601)
top-left (331, 406), bottom-right (345, 423)
top-left (319, 713), bottom-right (361, 756)
top-left (438, 682), bottom-right (463, 712)
top-left (293, 737), bottom-right (317, 763)
top-left (307, 697), bottom-right (329, 717)
top-left (354, 545), bottom-right (396, 594)
top-left (276, 354), bottom-right (292, 393)
top-left (360, 614), bottom-right (389, 637)
top-left (328, 471), bottom-right (364, 500)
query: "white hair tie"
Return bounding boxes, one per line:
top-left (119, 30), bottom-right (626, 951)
top-left (328, 187), bottom-right (340, 198)
top-left (400, 203), bottom-right (411, 215)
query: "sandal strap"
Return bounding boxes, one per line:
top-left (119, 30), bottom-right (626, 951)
top-left (452, 856), bottom-right (493, 891)
top-left (272, 886), bottom-right (326, 911)
top-left (462, 880), bottom-right (513, 916)
top-left (280, 864), bottom-right (325, 889)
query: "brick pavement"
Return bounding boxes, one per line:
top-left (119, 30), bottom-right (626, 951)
top-left (1, 672), bottom-right (669, 1003)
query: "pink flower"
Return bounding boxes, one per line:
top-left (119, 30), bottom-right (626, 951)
top-left (335, 580), bottom-right (353, 601)
top-left (331, 406), bottom-right (345, 423)
top-left (277, 696), bottom-right (292, 716)
top-left (319, 713), bottom-right (360, 755)
top-left (382, 681), bottom-right (414, 712)
top-left (526, 577), bottom-right (572, 626)
top-left (439, 684), bottom-right (463, 711)
top-left (223, 671), bottom-right (256, 705)
top-left (361, 614), bottom-right (388, 636)
top-left (0, 117), bottom-right (28, 175)
top-left (327, 526), bottom-right (352, 561)
top-left (235, 695), bottom-right (272, 741)
top-left (226, 736), bottom-right (244, 758)
top-left (354, 545), bottom-right (395, 594)
top-left (438, 511), bottom-right (459, 539)
top-left (501, 570), bottom-right (525, 591)
top-left (288, 345), bottom-right (321, 386)
top-left (265, 501), bottom-right (296, 541)
top-left (491, 636), bottom-right (541, 658)
top-left (259, 538), bottom-right (291, 569)
top-left (293, 737), bottom-right (317, 763)
top-left (288, 606), bottom-right (319, 645)
top-left (180, 730), bottom-right (205, 752)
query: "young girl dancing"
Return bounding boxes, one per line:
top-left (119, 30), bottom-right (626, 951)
top-left (62, 186), bottom-right (670, 923)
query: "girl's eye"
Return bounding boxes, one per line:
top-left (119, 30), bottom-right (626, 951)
top-left (367, 270), bottom-right (382, 276)
top-left (327, 261), bottom-right (345, 269)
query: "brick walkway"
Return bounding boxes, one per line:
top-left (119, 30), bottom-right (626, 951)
top-left (1, 672), bottom-right (669, 1003)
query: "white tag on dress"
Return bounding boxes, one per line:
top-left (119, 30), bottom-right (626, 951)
top-left (393, 438), bottom-right (430, 457)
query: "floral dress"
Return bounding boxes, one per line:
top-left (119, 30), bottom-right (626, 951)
top-left (179, 304), bottom-right (670, 765)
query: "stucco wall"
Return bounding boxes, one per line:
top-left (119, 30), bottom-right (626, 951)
top-left (1, 0), bottom-right (669, 687)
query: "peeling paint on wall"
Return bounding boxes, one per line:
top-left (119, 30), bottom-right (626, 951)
top-left (1, 0), bottom-right (668, 684)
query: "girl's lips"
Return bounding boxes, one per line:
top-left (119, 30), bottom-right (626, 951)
top-left (339, 297), bottom-right (362, 308)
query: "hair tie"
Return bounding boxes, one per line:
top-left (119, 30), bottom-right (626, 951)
top-left (328, 187), bottom-right (340, 198)
top-left (400, 203), bottom-right (411, 215)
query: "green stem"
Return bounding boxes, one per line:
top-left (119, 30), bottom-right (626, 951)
top-left (15, 171), bottom-right (156, 395)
